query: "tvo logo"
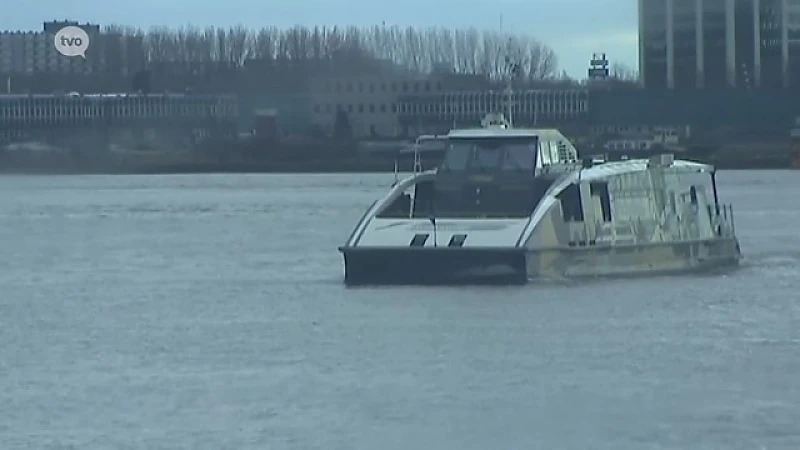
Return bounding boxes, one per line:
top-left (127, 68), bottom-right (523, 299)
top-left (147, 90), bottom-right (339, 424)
top-left (54, 26), bottom-right (90, 58)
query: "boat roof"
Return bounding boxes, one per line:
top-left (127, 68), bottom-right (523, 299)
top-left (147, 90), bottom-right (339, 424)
top-left (578, 158), bottom-right (713, 182)
top-left (447, 128), bottom-right (541, 139)
top-left (417, 134), bottom-right (447, 141)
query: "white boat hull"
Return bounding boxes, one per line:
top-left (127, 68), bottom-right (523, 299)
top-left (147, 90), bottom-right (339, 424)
top-left (525, 236), bottom-right (741, 280)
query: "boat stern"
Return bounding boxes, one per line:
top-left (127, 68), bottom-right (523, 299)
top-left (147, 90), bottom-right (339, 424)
top-left (338, 246), bottom-right (528, 286)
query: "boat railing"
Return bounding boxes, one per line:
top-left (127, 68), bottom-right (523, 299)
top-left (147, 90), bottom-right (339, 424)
top-left (593, 221), bottom-right (637, 245)
top-left (392, 141), bottom-right (431, 187)
top-left (712, 204), bottom-right (736, 237)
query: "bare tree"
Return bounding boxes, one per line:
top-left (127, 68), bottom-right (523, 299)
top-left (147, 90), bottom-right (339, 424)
top-left (15, 23), bottom-right (562, 94)
top-left (610, 62), bottom-right (639, 82)
top-left (227, 26), bottom-right (251, 66)
top-left (607, 62), bottom-right (640, 89)
top-left (251, 27), bottom-right (277, 59)
top-left (130, 23), bottom-right (560, 78)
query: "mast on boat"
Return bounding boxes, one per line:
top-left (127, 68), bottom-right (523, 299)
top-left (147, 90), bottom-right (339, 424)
top-left (503, 41), bottom-right (521, 128)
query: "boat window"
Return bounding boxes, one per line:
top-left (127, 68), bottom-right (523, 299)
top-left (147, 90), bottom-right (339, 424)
top-left (502, 144), bottom-right (535, 171)
top-left (473, 146), bottom-right (501, 170)
top-left (448, 234), bottom-right (467, 247)
top-left (409, 234), bottom-right (429, 246)
top-left (441, 147), bottom-right (470, 170)
top-left (589, 182), bottom-right (612, 222)
top-left (430, 174), bottom-right (557, 219)
top-left (547, 141), bottom-right (560, 163)
top-left (443, 137), bottom-right (539, 173)
top-left (376, 189), bottom-right (412, 218)
top-left (412, 180), bottom-right (435, 218)
top-left (538, 142), bottom-right (552, 165)
top-left (557, 183), bottom-right (584, 222)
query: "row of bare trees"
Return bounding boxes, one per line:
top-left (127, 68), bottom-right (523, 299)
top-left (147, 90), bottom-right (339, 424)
top-left (5, 24), bottom-right (640, 94)
top-left (105, 24), bottom-right (561, 82)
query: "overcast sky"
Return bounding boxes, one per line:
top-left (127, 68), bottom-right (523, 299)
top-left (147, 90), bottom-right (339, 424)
top-left (1, 0), bottom-right (638, 78)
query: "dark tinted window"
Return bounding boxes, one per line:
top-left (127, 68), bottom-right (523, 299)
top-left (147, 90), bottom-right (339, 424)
top-left (590, 182), bottom-right (612, 221)
top-left (502, 144), bottom-right (536, 171)
top-left (442, 137), bottom-right (538, 172)
top-left (473, 147), bottom-right (501, 169)
top-left (442, 148), bottom-right (470, 170)
top-left (558, 183), bottom-right (584, 222)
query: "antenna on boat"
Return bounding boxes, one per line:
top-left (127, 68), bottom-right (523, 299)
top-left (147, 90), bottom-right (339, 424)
top-left (503, 39), bottom-right (521, 128)
top-left (392, 156), bottom-right (399, 186)
top-left (505, 76), bottom-right (513, 127)
top-left (429, 215), bottom-right (438, 247)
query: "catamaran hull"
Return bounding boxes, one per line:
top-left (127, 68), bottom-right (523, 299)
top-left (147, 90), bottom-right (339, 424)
top-left (526, 237), bottom-right (742, 280)
top-left (339, 237), bottom-right (741, 286)
top-left (339, 247), bottom-right (528, 286)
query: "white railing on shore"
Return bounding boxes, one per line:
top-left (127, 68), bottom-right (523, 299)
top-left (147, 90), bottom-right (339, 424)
top-left (0, 93), bottom-right (238, 126)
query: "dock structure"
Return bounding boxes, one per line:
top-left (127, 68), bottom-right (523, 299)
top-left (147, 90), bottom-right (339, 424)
top-left (0, 93), bottom-right (239, 150)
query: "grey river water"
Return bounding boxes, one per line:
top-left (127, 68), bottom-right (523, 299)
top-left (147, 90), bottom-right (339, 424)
top-left (1, 171), bottom-right (799, 449)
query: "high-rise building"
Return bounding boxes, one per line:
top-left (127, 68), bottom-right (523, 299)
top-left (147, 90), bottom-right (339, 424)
top-left (639, 0), bottom-right (800, 89)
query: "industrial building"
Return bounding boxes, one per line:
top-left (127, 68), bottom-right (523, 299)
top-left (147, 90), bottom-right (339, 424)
top-left (0, 93), bottom-right (238, 147)
top-left (639, 0), bottom-right (800, 89)
top-left (307, 73), bottom-right (490, 138)
top-left (396, 89), bottom-right (588, 136)
top-left (308, 74), bottom-right (442, 137)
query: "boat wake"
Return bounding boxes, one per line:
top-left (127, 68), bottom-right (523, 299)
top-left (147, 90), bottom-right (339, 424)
top-left (740, 250), bottom-right (800, 269)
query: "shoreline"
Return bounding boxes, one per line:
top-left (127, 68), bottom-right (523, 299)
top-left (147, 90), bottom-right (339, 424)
top-left (0, 155), bottom-right (794, 176)
top-left (0, 165), bottom-right (793, 176)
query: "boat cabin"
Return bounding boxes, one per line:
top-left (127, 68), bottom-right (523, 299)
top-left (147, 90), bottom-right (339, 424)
top-left (379, 114), bottom-right (581, 220)
top-left (397, 123), bottom-right (580, 219)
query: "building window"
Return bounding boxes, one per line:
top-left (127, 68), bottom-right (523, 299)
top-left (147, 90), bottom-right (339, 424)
top-left (380, 104), bottom-right (386, 113)
top-left (392, 104), bottom-right (397, 113)
top-left (314, 104), bottom-right (321, 113)
top-left (369, 83), bottom-right (375, 92)
top-left (391, 82), bottom-right (397, 92)
top-left (436, 82), bottom-right (442, 91)
top-left (424, 82), bottom-right (431, 92)
top-left (413, 82), bottom-right (419, 92)
top-left (402, 82), bottom-right (408, 92)
top-left (358, 103), bottom-right (364, 113)
top-left (347, 104), bottom-right (353, 113)
top-left (336, 82), bottom-right (342, 92)
top-left (380, 83), bottom-right (387, 91)
top-left (368, 104), bottom-right (375, 113)
top-left (358, 82), bottom-right (363, 92)
top-left (325, 104), bottom-right (332, 113)
top-left (346, 82), bottom-right (353, 92)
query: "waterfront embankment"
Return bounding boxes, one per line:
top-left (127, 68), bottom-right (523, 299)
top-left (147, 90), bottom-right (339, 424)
top-left (0, 146), bottom-right (793, 175)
